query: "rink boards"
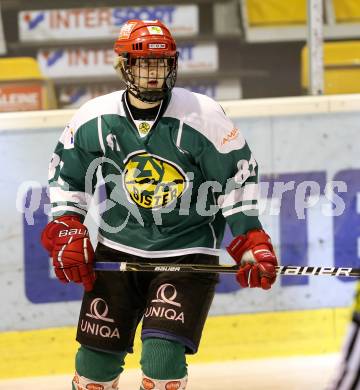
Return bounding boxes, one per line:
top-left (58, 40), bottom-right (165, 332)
top-left (1, 94), bottom-right (360, 378)
top-left (0, 307), bottom-right (350, 378)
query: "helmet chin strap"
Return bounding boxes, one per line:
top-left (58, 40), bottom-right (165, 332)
top-left (128, 87), bottom-right (166, 103)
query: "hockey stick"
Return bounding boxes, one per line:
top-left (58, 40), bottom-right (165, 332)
top-left (94, 262), bottom-right (360, 277)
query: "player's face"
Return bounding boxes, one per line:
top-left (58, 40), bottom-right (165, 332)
top-left (131, 57), bottom-right (169, 90)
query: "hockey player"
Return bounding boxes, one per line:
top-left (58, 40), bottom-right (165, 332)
top-left (325, 281), bottom-right (360, 390)
top-left (41, 19), bottom-right (278, 390)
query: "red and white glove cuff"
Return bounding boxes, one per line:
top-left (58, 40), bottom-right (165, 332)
top-left (41, 215), bottom-right (83, 253)
top-left (227, 229), bottom-right (273, 264)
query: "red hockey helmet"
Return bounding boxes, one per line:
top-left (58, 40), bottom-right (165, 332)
top-left (113, 20), bottom-right (178, 102)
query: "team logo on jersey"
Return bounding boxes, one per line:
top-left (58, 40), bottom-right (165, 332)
top-left (123, 152), bottom-right (187, 209)
top-left (138, 122), bottom-right (151, 135)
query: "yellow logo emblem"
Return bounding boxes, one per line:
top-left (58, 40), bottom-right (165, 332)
top-left (147, 26), bottom-right (163, 35)
top-left (138, 122), bottom-right (151, 135)
top-left (123, 152), bottom-right (187, 209)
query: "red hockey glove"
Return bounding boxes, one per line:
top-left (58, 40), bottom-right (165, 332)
top-left (41, 215), bottom-right (95, 292)
top-left (227, 229), bottom-right (278, 290)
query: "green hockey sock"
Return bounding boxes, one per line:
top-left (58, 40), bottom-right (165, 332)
top-left (71, 345), bottom-right (126, 389)
top-left (140, 338), bottom-right (187, 379)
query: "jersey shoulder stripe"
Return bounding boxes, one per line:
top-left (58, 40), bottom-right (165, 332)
top-left (59, 90), bottom-right (125, 151)
top-left (165, 87), bottom-right (246, 154)
top-left (68, 90), bottom-right (126, 132)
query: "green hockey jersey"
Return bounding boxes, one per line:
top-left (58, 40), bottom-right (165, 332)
top-left (49, 87), bottom-right (261, 258)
